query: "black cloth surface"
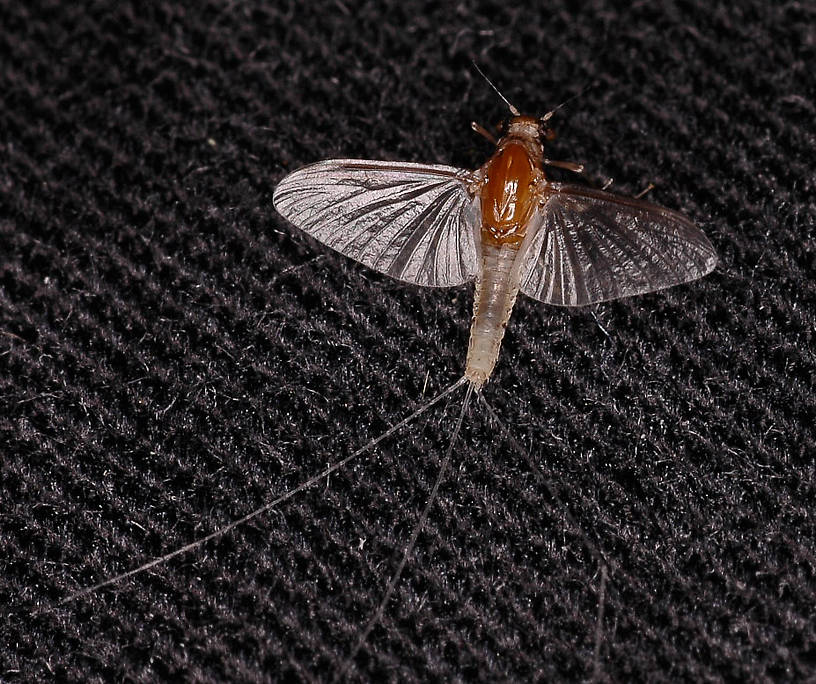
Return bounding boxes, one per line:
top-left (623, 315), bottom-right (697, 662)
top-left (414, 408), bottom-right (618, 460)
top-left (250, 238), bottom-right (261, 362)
top-left (2, 1), bottom-right (814, 681)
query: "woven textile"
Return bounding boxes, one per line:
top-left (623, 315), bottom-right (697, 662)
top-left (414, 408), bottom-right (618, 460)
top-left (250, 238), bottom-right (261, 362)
top-left (2, 1), bottom-right (814, 680)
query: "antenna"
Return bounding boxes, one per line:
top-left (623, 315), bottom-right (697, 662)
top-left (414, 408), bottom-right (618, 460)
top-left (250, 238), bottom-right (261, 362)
top-left (472, 62), bottom-right (521, 117)
top-left (541, 79), bottom-right (599, 122)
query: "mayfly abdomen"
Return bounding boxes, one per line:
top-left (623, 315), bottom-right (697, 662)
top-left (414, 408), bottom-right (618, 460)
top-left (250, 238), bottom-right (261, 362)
top-left (465, 242), bottom-right (525, 389)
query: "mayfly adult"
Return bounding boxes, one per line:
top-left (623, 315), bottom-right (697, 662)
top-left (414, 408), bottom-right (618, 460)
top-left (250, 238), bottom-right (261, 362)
top-left (60, 83), bottom-right (717, 678)
top-left (271, 93), bottom-right (717, 672)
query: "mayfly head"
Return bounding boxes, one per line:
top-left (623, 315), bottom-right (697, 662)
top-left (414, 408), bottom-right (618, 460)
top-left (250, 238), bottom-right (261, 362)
top-left (471, 63), bottom-right (556, 147)
top-left (504, 115), bottom-right (554, 144)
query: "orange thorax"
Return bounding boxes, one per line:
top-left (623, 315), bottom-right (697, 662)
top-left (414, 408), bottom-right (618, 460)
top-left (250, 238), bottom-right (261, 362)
top-left (480, 141), bottom-right (540, 246)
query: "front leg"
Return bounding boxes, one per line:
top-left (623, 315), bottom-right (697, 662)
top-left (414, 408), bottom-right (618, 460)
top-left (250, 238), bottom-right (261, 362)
top-left (471, 121), bottom-right (498, 145)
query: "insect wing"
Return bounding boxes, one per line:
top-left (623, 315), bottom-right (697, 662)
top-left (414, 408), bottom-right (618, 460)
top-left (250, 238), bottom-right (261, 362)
top-left (520, 185), bottom-right (718, 306)
top-left (273, 160), bottom-right (480, 287)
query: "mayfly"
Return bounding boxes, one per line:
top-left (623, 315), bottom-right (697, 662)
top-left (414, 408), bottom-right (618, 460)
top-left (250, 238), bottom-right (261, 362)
top-left (61, 82), bottom-right (717, 677)
top-left (270, 91), bottom-right (716, 670)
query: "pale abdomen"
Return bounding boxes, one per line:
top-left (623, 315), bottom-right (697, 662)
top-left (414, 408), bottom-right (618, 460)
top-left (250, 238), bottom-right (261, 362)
top-left (465, 243), bottom-right (525, 389)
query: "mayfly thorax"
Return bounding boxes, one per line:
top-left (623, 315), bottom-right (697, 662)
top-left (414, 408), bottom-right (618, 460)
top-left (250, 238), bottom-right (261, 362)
top-left (60, 81), bottom-right (717, 679)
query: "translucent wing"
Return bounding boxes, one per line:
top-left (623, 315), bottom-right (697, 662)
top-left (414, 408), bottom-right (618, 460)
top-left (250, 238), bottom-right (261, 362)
top-left (273, 159), bottom-right (480, 287)
top-left (520, 184), bottom-right (718, 306)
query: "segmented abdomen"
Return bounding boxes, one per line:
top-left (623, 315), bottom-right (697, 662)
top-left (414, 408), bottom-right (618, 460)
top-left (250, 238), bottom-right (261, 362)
top-left (465, 243), bottom-right (524, 388)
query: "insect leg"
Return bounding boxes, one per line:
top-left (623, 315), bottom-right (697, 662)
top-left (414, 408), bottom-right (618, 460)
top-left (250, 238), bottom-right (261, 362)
top-left (543, 158), bottom-right (585, 174)
top-left (471, 121), bottom-right (498, 145)
top-left (543, 158), bottom-right (615, 190)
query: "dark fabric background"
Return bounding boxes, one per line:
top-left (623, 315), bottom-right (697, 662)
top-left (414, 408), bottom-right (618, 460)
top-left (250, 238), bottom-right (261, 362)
top-left (2, 1), bottom-right (814, 681)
